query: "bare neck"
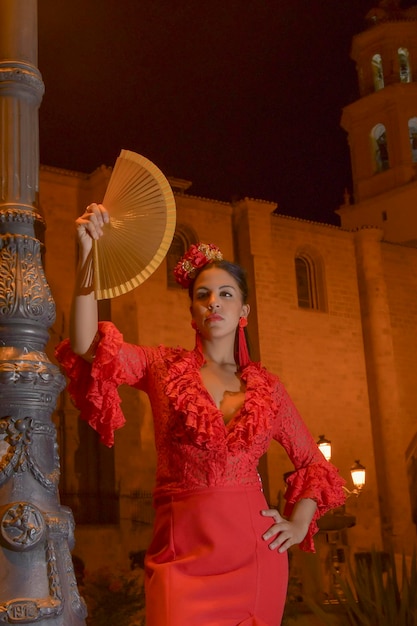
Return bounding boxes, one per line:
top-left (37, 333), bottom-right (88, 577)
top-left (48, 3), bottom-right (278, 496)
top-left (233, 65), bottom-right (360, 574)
top-left (201, 337), bottom-right (236, 367)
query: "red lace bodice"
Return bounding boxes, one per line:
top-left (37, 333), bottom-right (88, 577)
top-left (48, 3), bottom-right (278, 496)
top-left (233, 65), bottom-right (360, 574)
top-left (56, 321), bottom-right (346, 551)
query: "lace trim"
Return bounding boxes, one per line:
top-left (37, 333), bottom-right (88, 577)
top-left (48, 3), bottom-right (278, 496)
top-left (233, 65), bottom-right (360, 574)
top-left (164, 349), bottom-right (277, 451)
top-left (55, 322), bottom-right (126, 447)
top-left (283, 462), bottom-right (347, 551)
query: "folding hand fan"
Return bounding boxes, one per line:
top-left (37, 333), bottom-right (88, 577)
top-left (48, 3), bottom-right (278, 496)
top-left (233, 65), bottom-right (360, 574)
top-left (92, 149), bottom-right (176, 299)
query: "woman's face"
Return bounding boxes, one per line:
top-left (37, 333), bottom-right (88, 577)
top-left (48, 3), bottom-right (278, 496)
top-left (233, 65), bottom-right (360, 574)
top-left (190, 266), bottom-right (249, 340)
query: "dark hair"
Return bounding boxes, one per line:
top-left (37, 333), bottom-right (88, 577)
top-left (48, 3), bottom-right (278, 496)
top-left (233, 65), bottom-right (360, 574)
top-left (188, 259), bottom-right (249, 302)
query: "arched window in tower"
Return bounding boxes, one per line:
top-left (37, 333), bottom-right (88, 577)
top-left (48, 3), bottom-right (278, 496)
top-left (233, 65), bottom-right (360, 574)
top-left (166, 224), bottom-right (198, 288)
top-left (398, 47), bottom-right (412, 83)
top-left (294, 250), bottom-right (326, 311)
top-left (371, 124), bottom-right (390, 172)
top-left (372, 54), bottom-right (384, 91)
top-left (408, 117), bottom-right (417, 163)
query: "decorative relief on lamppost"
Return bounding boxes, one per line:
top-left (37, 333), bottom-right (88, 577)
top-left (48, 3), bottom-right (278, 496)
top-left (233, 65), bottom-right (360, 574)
top-left (1, 503), bottom-right (45, 550)
top-left (45, 511), bottom-right (88, 621)
top-left (0, 504), bottom-right (88, 623)
top-left (0, 228), bottom-right (55, 327)
top-left (0, 417), bottom-right (59, 492)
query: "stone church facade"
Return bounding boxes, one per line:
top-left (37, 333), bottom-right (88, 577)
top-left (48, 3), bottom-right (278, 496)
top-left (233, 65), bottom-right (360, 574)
top-left (40, 2), bottom-right (417, 594)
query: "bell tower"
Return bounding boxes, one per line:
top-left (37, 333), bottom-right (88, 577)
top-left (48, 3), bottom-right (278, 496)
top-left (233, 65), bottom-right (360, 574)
top-left (337, 1), bottom-right (417, 244)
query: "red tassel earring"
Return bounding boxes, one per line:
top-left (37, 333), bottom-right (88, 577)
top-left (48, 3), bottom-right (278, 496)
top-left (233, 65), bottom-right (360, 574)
top-left (238, 317), bottom-right (250, 368)
top-left (191, 320), bottom-right (203, 355)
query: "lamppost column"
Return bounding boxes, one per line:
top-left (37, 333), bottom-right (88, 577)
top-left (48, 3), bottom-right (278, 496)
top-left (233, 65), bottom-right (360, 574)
top-left (0, 2), bottom-right (86, 624)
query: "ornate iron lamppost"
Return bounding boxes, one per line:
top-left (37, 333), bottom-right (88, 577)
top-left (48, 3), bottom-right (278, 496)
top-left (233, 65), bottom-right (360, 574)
top-left (0, 2), bottom-right (86, 624)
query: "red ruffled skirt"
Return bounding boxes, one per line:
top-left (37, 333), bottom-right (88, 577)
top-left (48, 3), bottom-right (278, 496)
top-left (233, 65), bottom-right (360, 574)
top-left (145, 486), bottom-right (288, 626)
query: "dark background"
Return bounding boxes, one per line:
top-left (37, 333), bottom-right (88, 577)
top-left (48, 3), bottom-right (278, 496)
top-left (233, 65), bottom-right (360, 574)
top-left (37, 1), bottom-right (413, 225)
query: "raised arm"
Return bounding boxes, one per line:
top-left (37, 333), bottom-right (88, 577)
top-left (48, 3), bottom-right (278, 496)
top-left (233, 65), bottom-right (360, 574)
top-left (70, 203), bottom-right (109, 359)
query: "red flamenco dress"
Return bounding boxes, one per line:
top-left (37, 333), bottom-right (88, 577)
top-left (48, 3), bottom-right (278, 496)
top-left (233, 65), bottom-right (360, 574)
top-left (56, 322), bottom-right (346, 626)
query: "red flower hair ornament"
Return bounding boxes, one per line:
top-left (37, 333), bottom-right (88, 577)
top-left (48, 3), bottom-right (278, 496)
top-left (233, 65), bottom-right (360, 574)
top-left (174, 243), bottom-right (223, 288)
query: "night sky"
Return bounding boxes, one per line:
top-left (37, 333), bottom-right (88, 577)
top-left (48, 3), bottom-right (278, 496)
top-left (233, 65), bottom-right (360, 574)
top-left (37, 1), bottom-right (411, 226)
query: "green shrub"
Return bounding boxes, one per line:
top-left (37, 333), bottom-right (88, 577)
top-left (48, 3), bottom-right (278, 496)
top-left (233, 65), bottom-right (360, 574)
top-left (309, 549), bottom-right (417, 626)
top-left (81, 566), bottom-right (146, 626)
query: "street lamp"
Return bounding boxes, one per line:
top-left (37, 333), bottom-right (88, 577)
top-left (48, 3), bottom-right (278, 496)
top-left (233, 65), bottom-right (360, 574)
top-left (350, 459), bottom-right (366, 493)
top-left (317, 435), bottom-right (366, 497)
top-left (317, 434), bottom-right (332, 461)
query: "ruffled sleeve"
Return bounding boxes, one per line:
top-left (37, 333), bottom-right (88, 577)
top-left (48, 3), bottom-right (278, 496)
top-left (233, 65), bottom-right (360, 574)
top-left (272, 378), bottom-right (346, 552)
top-left (283, 462), bottom-right (346, 551)
top-left (55, 321), bottom-right (148, 447)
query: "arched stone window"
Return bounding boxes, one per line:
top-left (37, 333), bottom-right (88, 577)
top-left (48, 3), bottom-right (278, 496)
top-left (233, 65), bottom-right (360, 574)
top-left (371, 124), bottom-right (390, 172)
top-left (398, 47), bottom-right (411, 83)
top-left (372, 54), bottom-right (384, 91)
top-left (408, 117), bottom-right (417, 163)
top-left (294, 249), bottom-right (326, 311)
top-left (166, 224), bottom-right (198, 288)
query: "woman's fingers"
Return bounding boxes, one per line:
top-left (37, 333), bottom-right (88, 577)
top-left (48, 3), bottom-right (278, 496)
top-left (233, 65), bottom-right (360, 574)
top-left (260, 509), bottom-right (306, 553)
top-left (261, 508), bottom-right (283, 526)
top-left (76, 203), bottom-right (109, 240)
top-left (86, 203), bottom-right (109, 224)
top-left (261, 508), bottom-right (285, 550)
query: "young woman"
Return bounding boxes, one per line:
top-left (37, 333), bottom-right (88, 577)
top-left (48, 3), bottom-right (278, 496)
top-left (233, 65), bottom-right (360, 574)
top-left (56, 203), bottom-right (346, 626)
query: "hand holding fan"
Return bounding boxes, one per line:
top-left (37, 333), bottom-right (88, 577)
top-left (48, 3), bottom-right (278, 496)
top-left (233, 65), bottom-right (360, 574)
top-left (92, 150), bottom-right (176, 299)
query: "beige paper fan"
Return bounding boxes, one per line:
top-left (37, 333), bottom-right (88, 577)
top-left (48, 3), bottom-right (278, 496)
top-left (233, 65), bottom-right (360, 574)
top-left (92, 149), bottom-right (176, 299)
